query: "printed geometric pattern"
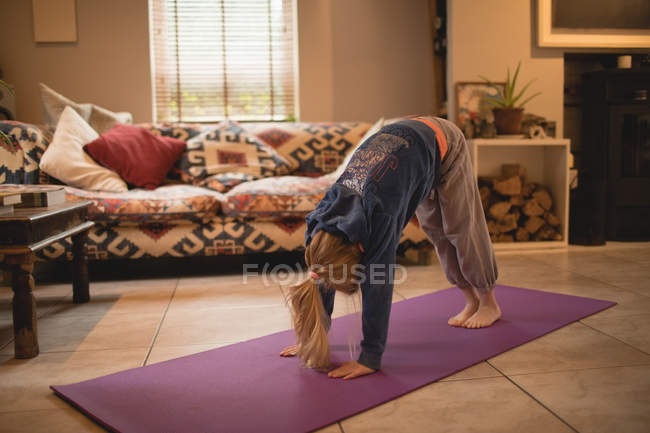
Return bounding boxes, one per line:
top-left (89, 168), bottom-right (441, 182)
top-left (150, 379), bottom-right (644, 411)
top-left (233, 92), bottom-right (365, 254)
top-left (144, 123), bottom-right (212, 141)
top-left (178, 120), bottom-right (290, 182)
top-left (63, 184), bottom-right (225, 222)
top-left (0, 119), bottom-right (433, 263)
top-left (248, 122), bottom-right (371, 176)
top-left (223, 175), bottom-right (334, 218)
top-left (338, 133), bottom-right (410, 195)
top-left (196, 172), bottom-right (259, 193)
top-left (255, 128), bottom-right (295, 149)
top-left (34, 216), bottom-right (431, 261)
top-left (0, 121), bottom-right (50, 185)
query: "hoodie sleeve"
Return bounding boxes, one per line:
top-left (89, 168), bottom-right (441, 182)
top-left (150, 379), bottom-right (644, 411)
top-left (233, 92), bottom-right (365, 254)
top-left (357, 211), bottom-right (399, 371)
top-left (305, 184), bottom-right (369, 247)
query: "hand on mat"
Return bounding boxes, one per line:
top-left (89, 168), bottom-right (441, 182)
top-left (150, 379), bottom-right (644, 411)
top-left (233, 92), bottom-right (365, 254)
top-left (328, 361), bottom-right (376, 380)
top-left (280, 345), bottom-right (298, 357)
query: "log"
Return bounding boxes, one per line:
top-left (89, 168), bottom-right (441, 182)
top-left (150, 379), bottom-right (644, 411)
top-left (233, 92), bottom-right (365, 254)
top-left (533, 188), bottom-right (553, 211)
top-left (522, 199), bottom-right (545, 217)
top-left (544, 211), bottom-right (561, 227)
top-left (524, 216), bottom-right (545, 234)
top-left (497, 213), bottom-right (519, 233)
top-left (478, 176), bottom-right (493, 189)
top-left (516, 227), bottom-right (530, 241)
top-left (509, 195), bottom-right (524, 207)
top-left (522, 183), bottom-right (537, 197)
top-left (495, 233), bottom-right (514, 242)
top-left (493, 176), bottom-right (522, 196)
top-left (489, 201), bottom-right (511, 220)
top-left (534, 225), bottom-right (563, 241)
top-left (480, 186), bottom-right (491, 211)
top-left (487, 220), bottom-right (500, 235)
top-left (501, 163), bottom-right (526, 180)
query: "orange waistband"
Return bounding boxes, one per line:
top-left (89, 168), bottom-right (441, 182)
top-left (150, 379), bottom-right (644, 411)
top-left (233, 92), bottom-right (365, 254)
top-left (413, 117), bottom-right (448, 161)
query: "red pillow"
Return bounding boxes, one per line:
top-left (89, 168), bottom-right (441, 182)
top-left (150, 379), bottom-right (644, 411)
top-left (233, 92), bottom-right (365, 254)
top-left (84, 124), bottom-right (186, 190)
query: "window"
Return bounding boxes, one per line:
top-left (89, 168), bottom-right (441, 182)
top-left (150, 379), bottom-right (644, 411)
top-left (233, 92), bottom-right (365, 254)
top-left (149, 0), bottom-right (297, 122)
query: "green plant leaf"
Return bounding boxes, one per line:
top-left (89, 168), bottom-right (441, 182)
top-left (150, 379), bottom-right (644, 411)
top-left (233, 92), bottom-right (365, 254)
top-left (484, 95), bottom-right (505, 107)
top-left (511, 78), bottom-right (537, 106)
top-left (505, 67), bottom-right (511, 101)
top-left (479, 75), bottom-right (506, 103)
top-left (509, 61), bottom-right (522, 104)
top-left (518, 91), bottom-right (542, 108)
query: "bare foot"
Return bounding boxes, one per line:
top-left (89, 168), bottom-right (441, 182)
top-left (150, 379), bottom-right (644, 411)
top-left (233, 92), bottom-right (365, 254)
top-left (464, 289), bottom-right (501, 328)
top-left (448, 287), bottom-right (479, 327)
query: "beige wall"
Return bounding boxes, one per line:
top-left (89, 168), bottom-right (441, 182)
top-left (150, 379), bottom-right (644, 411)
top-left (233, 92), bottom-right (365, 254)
top-left (0, 0), bottom-right (153, 124)
top-left (448, 0), bottom-right (565, 134)
top-left (328, 0), bottom-right (434, 122)
top-left (1, 0), bottom-right (434, 124)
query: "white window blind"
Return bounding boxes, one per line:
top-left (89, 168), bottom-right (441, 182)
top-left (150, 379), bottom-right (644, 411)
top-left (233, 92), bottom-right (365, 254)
top-left (149, 0), bottom-right (297, 122)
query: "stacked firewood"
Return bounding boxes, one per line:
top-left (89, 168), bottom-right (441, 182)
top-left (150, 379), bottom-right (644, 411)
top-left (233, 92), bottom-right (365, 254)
top-left (479, 164), bottom-right (562, 243)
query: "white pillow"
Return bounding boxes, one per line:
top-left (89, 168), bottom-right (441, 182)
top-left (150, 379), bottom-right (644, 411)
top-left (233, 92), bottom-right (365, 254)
top-left (39, 83), bottom-right (133, 134)
top-left (39, 106), bottom-right (128, 192)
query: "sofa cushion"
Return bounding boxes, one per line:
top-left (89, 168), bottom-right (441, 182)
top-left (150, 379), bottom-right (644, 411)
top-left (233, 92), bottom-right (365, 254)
top-left (0, 121), bottom-right (51, 184)
top-left (248, 121), bottom-right (370, 176)
top-left (39, 107), bottom-right (128, 192)
top-left (223, 175), bottom-right (335, 218)
top-left (39, 83), bottom-right (132, 134)
top-left (196, 172), bottom-right (259, 193)
top-left (84, 124), bottom-right (187, 190)
top-left (144, 123), bottom-right (212, 142)
top-left (64, 184), bottom-right (225, 222)
top-left (179, 120), bottom-right (290, 183)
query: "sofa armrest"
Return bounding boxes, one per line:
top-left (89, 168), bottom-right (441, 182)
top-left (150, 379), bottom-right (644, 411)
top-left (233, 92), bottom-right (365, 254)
top-left (0, 121), bottom-right (51, 185)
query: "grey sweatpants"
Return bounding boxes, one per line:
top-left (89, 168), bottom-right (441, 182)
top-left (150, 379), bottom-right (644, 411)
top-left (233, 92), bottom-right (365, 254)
top-left (415, 117), bottom-right (498, 292)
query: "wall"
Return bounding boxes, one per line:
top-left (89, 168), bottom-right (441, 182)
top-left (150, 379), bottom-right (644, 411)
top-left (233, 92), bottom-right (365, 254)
top-left (0, 0), bottom-right (153, 124)
top-left (448, 0), bottom-right (565, 134)
top-left (327, 0), bottom-right (434, 122)
top-left (0, 0), bottom-right (434, 124)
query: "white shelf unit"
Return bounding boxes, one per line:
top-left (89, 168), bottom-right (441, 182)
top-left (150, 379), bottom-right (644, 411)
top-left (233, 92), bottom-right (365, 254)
top-left (468, 138), bottom-right (570, 251)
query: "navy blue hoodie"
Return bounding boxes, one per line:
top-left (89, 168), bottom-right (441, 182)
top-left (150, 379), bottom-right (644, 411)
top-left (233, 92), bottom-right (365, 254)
top-left (304, 119), bottom-right (442, 370)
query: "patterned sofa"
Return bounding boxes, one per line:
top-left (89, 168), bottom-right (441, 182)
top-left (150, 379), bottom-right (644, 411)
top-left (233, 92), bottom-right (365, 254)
top-left (0, 120), bottom-right (433, 263)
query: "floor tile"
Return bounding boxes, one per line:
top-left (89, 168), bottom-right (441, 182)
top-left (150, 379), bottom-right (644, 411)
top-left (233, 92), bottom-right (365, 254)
top-left (582, 313), bottom-right (650, 355)
top-left (0, 283), bottom-right (72, 322)
top-left (169, 275), bottom-right (284, 312)
top-left (601, 245), bottom-right (650, 266)
top-left (511, 365), bottom-right (650, 433)
top-left (0, 408), bottom-right (106, 432)
top-left (0, 348), bottom-right (146, 412)
top-left (155, 305), bottom-right (291, 347)
top-left (146, 343), bottom-right (233, 365)
top-left (1, 311), bottom-right (163, 355)
top-left (393, 263), bottom-right (453, 299)
top-left (314, 423), bottom-right (342, 433)
top-left (439, 361), bottom-right (502, 381)
top-left (0, 319), bottom-right (13, 351)
top-left (43, 282), bottom-right (176, 317)
top-left (341, 377), bottom-right (573, 433)
top-left (489, 322), bottom-right (650, 375)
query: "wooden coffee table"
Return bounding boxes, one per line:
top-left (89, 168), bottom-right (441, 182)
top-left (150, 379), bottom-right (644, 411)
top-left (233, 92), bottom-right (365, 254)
top-left (0, 201), bottom-right (94, 358)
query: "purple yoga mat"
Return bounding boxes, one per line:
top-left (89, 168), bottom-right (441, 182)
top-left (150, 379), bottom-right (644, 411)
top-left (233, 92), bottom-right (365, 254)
top-left (52, 285), bottom-right (615, 433)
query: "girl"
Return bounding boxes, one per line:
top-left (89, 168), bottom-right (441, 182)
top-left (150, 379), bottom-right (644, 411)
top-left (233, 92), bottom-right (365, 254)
top-left (281, 116), bottom-right (500, 380)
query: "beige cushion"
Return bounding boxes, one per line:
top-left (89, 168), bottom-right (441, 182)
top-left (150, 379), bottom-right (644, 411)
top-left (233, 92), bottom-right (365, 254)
top-left (39, 83), bottom-right (133, 134)
top-left (39, 106), bottom-right (128, 192)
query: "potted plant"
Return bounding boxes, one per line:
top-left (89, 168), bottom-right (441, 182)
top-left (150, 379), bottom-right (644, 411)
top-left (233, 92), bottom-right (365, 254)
top-left (481, 61), bottom-right (541, 135)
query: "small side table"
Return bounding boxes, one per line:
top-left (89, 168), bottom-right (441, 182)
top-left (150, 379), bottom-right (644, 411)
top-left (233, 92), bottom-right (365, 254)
top-left (0, 201), bottom-right (94, 358)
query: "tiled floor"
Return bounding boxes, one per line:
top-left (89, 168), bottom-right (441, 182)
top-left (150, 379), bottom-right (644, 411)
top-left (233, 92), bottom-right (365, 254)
top-left (1, 242), bottom-right (649, 432)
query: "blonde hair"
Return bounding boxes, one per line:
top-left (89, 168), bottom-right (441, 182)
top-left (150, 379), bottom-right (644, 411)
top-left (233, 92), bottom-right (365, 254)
top-left (286, 231), bottom-right (361, 370)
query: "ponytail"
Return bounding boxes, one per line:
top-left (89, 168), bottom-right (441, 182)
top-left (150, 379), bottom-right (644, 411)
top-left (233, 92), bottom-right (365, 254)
top-left (286, 276), bottom-right (331, 370)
